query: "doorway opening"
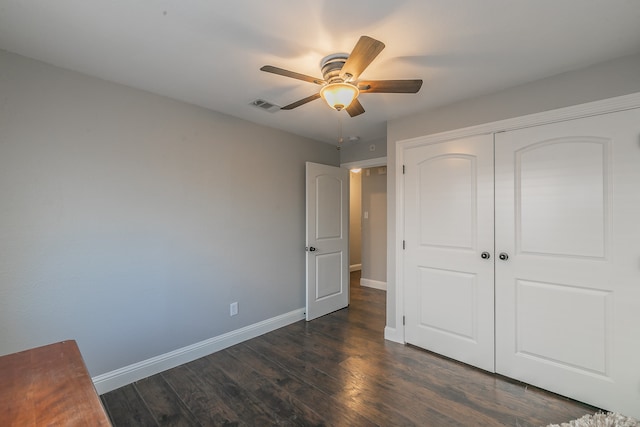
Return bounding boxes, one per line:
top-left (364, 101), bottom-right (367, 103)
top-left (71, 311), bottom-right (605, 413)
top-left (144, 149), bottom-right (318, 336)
top-left (342, 157), bottom-right (387, 293)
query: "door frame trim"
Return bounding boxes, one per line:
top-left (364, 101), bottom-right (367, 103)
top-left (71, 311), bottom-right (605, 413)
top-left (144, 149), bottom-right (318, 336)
top-left (341, 156), bottom-right (387, 170)
top-left (391, 91), bottom-right (640, 344)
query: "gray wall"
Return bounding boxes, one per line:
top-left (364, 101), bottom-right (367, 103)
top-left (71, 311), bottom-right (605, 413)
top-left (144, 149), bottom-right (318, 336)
top-left (361, 167), bottom-right (387, 284)
top-left (385, 52), bottom-right (640, 331)
top-left (340, 136), bottom-right (387, 164)
top-left (0, 50), bottom-right (338, 376)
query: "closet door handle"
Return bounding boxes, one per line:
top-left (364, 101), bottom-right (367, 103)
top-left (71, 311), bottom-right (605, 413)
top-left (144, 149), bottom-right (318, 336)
top-left (499, 252), bottom-right (509, 261)
top-left (481, 252), bottom-right (491, 259)
top-left (306, 246), bottom-right (317, 252)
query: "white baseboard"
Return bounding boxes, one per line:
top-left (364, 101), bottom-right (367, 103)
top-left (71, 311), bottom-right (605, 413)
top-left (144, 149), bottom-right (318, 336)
top-left (349, 263), bottom-right (362, 272)
top-left (360, 278), bottom-right (387, 291)
top-left (384, 326), bottom-right (404, 344)
top-left (93, 308), bottom-right (305, 394)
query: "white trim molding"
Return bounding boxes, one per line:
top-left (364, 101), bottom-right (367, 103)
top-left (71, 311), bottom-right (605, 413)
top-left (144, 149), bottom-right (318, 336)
top-left (93, 308), bottom-right (305, 394)
top-left (360, 278), bottom-right (387, 291)
top-left (349, 263), bottom-right (362, 272)
top-left (398, 92), bottom-right (640, 151)
top-left (341, 156), bottom-right (387, 170)
top-left (384, 326), bottom-right (403, 344)
top-left (392, 91), bottom-right (640, 346)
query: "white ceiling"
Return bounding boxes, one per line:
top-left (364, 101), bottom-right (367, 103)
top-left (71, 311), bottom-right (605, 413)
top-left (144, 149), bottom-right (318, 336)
top-left (1, 1), bottom-right (640, 145)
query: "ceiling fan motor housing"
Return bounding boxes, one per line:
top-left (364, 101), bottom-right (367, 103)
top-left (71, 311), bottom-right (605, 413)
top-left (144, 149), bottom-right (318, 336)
top-left (321, 53), bottom-right (350, 83)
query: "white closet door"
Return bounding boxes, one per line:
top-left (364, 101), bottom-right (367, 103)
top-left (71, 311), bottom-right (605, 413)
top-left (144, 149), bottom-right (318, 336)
top-left (494, 108), bottom-right (640, 418)
top-left (404, 134), bottom-right (495, 372)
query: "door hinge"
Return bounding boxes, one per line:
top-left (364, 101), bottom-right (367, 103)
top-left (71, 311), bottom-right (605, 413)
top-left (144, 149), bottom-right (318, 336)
top-left (402, 240), bottom-right (406, 250)
top-left (402, 165), bottom-right (406, 174)
top-left (403, 315), bottom-right (405, 325)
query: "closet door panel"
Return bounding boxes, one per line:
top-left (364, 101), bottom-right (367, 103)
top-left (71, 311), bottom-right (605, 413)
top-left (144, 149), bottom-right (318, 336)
top-left (404, 134), bottom-right (495, 372)
top-left (517, 139), bottom-right (607, 258)
top-left (495, 108), bottom-right (640, 418)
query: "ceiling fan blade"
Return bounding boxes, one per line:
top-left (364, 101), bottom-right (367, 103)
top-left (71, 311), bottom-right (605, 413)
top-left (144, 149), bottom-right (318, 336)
top-left (346, 98), bottom-right (365, 117)
top-left (281, 93), bottom-right (321, 110)
top-left (358, 79), bottom-right (423, 93)
top-left (260, 65), bottom-right (325, 85)
top-left (340, 36), bottom-right (385, 82)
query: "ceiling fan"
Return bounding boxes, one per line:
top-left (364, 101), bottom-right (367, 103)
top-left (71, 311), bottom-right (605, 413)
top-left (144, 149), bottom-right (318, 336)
top-left (260, 35), bottom-right (423, 117)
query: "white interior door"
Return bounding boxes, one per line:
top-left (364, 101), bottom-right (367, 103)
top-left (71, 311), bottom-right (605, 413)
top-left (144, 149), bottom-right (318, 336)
top-left (306, 162), bottom-right (349, 321)
top-left (403, 134), bottom-right (495, 372)
top-left (494, 108), bottom-right (640, 418)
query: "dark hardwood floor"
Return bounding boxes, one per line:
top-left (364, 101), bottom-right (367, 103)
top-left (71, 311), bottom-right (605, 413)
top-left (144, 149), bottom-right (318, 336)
top-left (101, 271), bottom-right (598, 426)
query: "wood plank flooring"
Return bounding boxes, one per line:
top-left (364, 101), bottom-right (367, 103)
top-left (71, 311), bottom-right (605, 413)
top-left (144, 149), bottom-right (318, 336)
top-left (101, 271), bottom-right (598, 426)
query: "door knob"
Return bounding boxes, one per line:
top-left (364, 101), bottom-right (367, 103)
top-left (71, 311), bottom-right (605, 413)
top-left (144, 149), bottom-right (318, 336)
top-left (481, 252), bottom-right (491, 259)
top-left (499, 252), bottom-right (509, 261)
top-left (306, 246), bottom-right (317, 252)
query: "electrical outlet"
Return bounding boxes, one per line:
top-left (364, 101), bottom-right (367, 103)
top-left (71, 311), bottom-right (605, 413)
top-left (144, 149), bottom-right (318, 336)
top-left (230, 302), bottom-right (238, 316)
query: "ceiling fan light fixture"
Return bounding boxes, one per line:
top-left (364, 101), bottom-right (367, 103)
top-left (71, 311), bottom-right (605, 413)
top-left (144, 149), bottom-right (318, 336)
top-left (320, 83), bottom-right (359, 111)
top-left (260, 36), bottom-right (420, 117)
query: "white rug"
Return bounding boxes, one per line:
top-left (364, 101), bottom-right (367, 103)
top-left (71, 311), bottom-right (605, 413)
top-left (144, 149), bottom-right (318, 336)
top-left (547, 412), bottom-right (638, 427)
